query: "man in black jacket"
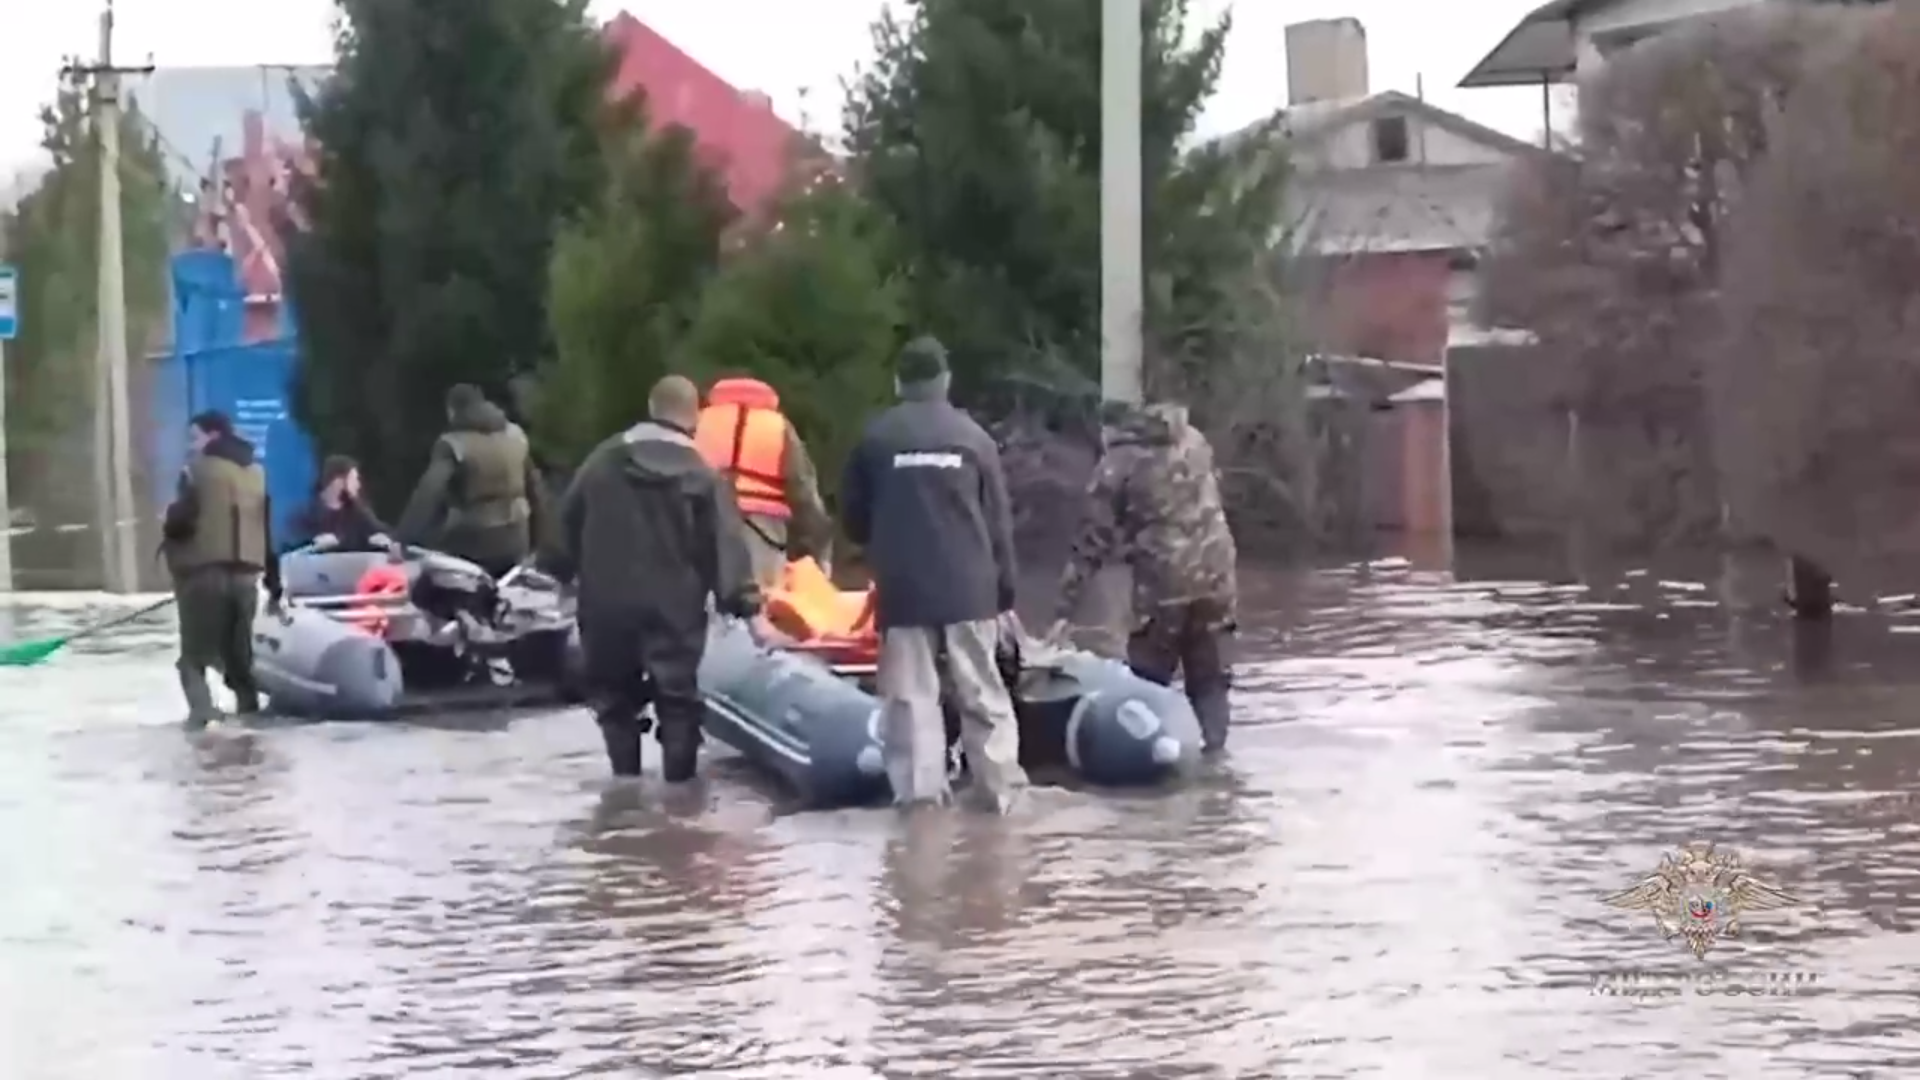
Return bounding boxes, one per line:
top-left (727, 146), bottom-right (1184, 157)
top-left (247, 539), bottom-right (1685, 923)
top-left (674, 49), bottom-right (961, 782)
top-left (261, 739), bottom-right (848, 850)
top-left (841, 336), bottom-right (1028, 811)
top-left (540, 375), bottom-right (763, 782)
top-left (290, 455), bottom-right (398, 554)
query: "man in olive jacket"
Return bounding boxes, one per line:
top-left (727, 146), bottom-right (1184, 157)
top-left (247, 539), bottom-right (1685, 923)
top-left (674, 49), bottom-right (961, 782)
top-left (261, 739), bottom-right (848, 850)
top-left (397, 384), bottom-right (551, 578)
top-left (162, 410), bottom-right (284, 727)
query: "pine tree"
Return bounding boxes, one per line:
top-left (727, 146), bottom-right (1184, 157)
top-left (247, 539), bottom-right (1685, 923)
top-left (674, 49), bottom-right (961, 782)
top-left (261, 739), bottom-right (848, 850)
top-left (286, 0), bottom-right (612, 506)
top-left (1, 71), bottom-right (173, 518)
top-left (533, 112), bottom-right (735, 468)
top-left (843, 0), bottom-right (1288, 403)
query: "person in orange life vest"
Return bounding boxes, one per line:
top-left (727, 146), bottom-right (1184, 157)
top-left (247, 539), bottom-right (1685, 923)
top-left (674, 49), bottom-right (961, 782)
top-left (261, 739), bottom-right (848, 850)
top-left (693, 377), bottom-right (834, 586)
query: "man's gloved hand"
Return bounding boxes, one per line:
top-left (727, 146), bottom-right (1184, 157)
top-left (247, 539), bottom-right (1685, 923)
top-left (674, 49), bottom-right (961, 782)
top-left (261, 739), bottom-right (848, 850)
top-left (265, 586), bottom-right (285, 618)
top-left (369, 532), bottom-right (402, 556)
top-left (311, 533), bottom-right (339, 551)
top-left (1043, 618), bottom-right (1071, 646)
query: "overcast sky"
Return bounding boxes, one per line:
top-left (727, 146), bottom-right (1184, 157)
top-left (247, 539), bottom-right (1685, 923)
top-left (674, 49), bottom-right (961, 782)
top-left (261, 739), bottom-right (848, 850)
top-left (2, 0), bottom-right (1564, 181)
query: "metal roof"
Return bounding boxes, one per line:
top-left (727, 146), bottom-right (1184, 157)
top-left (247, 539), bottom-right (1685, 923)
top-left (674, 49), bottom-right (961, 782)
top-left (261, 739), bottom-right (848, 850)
top-left (1458, 0), bottom-right (1592, 88)
top-left (1459, 0), bottom-right (1780, 88)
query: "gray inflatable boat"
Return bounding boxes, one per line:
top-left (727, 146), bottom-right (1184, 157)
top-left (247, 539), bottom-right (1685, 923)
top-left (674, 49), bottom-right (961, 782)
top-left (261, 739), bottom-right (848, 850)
top-left (698, 619), bottom-right (1202, 807)
top-left (252, 548), bottom-right (581, 719)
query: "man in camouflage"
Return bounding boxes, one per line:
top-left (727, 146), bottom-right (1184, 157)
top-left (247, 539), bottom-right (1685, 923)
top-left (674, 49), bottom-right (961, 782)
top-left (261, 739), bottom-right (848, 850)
top-left (1048, 400), bottom-right (1238, 753)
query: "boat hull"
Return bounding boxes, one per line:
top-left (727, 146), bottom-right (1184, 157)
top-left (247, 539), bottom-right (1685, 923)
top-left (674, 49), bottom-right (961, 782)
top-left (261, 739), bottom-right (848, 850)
top-left (256, 550), bottom-right (582, 719)
top-left (697, 622), bottom-right (1202, 807)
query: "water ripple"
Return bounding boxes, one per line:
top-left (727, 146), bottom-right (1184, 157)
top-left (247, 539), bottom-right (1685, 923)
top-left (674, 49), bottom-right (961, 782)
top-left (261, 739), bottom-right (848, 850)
top-left (5, 557), bottom-right (1920, 1077)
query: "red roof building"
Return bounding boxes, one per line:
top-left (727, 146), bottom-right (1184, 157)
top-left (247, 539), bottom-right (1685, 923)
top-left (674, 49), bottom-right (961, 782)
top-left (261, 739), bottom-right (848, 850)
top-left (188, 12), bottom-right (804, 341)
top-left (603, 11), bottom-right (801, 217)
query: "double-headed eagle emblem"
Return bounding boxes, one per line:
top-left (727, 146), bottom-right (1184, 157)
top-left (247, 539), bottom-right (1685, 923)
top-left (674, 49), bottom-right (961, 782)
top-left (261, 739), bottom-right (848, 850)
top-left (1603, 842), bottom-right (1801, 958)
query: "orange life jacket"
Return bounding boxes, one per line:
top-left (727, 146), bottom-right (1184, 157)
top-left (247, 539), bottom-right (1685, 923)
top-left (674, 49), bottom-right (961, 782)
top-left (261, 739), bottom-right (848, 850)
top-left (694, 378), bottom-right (790, 520)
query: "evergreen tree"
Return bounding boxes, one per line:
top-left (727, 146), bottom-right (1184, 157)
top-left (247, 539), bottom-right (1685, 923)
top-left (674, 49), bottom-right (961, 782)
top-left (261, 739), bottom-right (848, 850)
top-left (286, 0), bottom-right (613, 506)
top-left (1, 71), bottom-right (173, 517)
top-left (676, 171), bottom-right (905, 503)
top-left (843, 0), bottom-right (1287, 404)
top-left (533, 111), bottom-right (735, 468)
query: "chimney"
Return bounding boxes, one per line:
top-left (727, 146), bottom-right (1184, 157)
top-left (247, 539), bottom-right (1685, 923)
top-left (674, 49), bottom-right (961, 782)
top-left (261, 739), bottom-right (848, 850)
top-left (1286, 18), bottom-right (1369, 105)
top-left (741, 90), bottom-right (772, 109)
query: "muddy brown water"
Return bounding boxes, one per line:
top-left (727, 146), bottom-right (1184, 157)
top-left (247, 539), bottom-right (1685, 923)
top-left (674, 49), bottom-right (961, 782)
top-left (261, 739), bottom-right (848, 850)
top-left (4, 548), bottom-right (1920, 1078)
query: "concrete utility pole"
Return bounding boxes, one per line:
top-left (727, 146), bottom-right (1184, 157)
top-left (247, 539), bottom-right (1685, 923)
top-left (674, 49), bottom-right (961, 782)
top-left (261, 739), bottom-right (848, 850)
top-left (67, 3), bottom-right (151, 593)
top-left (1100, 0), bottom-right (1143, 403)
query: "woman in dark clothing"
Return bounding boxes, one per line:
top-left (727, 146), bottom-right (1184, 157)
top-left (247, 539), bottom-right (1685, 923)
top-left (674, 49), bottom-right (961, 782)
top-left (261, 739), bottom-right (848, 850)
top-left (291, 455), bottom-right (397, 552)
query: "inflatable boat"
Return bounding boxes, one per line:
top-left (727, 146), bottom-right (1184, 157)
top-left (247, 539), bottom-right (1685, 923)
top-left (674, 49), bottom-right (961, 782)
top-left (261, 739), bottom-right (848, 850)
top-left (251, 547), bottom-right (581, 719)
top-left (698, 559), bottom-right (1203, 807)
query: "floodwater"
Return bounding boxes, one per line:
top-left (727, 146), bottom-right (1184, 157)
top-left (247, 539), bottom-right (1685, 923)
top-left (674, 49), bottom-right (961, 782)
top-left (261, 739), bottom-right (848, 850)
top-left (4, 546), bottom-right (1920, 1078)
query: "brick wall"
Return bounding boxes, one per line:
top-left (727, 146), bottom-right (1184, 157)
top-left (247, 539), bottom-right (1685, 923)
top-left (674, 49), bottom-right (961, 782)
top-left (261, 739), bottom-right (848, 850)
top-left (1316, 251), bottom-right (1452, 365)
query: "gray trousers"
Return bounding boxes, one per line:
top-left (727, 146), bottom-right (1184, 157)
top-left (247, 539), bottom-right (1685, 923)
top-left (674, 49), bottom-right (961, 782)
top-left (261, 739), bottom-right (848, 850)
top-left (876, 618), bottom-right (1027, 809)
top-left (741, 515), bottom-right (787, 587)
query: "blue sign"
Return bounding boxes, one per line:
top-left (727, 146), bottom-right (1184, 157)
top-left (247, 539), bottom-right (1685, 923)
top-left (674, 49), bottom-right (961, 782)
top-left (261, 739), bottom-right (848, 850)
top-left (0, 263), bottom-right (16, 340)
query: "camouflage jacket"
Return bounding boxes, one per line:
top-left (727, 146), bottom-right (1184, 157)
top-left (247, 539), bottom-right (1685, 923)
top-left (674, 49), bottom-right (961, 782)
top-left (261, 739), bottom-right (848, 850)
top-left (1055, 403), bottom-right (1238, 626)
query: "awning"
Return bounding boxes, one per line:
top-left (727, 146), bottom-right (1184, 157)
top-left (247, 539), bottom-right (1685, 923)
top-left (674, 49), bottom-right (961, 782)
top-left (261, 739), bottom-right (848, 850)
top-left (1459, 0), bottom-right (1586, 88)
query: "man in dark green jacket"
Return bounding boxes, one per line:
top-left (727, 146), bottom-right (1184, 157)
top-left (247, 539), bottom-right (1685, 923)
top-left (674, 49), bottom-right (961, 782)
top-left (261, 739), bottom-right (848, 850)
top-left (397, 384), bottom-right (552, 578)
top-left (162, 410), bottom-right (284, 728)
top-left (540, 375), bottom-right (763, 782)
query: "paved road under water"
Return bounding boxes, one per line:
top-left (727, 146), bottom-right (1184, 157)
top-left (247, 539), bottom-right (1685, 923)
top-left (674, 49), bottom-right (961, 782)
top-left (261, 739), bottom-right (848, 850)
top-left (4, 550), bottom-right (1920, 1078)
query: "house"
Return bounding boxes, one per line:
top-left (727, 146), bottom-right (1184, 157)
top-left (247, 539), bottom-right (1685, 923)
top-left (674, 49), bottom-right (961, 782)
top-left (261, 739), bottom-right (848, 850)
top-left (143, 12), bottom-right (803, 342)
top-left (1213, 19), bottom-right (1540, 544)
top-left (1459, 0), bottom-right (1773, 89)
top-left (603, 12), bottom-right (800, 217)
top-left (1268, 18), bottom-right (1537, 367)
top-left (127, 66), bottom-right (324, 342)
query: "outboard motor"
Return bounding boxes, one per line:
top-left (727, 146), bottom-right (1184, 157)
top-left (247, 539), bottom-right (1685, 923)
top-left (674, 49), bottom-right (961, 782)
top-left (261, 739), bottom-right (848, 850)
top-left (410, 552), bottom-right (500, 624)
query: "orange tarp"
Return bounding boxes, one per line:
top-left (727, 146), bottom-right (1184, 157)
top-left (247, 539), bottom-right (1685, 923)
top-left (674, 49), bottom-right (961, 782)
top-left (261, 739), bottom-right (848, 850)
top-left (762, 557), bottom-right (876, 663)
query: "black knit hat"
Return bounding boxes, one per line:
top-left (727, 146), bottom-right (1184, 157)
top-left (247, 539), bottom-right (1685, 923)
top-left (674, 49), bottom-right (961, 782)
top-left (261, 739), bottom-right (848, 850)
top-left (896, 335), bottom-right (950, 384)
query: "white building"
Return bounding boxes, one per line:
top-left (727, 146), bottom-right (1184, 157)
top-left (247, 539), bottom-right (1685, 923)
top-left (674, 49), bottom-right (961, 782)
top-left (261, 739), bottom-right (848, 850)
top-left (1235, 19), bottom-right (1535, 356)
top-left (1460, 0), bottom-right (1775, 89)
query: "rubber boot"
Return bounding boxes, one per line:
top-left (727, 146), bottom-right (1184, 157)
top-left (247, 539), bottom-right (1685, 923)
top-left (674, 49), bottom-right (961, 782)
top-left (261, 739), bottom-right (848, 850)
top-left (596, 714), bottom-right (644, 778)
top-left (657, 725), bottom-right (699, 784)
top-left (230, 683), bottom-right (263, 716)
top-left (178, 667), bottom-right (222, 730)
top-left (1189, 685), bottom-right (1232, 755)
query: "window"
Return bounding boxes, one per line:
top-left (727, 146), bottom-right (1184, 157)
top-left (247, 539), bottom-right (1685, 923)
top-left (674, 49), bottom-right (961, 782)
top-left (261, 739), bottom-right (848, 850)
top-left (1371, 115), bottom-right (1409, 163)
